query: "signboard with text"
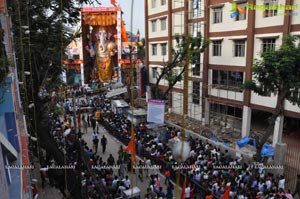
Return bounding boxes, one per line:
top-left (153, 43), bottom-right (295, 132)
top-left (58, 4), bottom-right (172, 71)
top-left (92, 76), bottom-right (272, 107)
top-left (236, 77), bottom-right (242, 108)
top-left (147, 99), bottom-right (165, 124)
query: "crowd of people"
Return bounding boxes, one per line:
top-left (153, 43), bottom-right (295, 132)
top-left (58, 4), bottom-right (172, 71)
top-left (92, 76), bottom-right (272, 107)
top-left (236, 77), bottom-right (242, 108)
top-left (95, 92), bottom-right (299, 199)
top-left (41, 87), bottom-right (300, 199)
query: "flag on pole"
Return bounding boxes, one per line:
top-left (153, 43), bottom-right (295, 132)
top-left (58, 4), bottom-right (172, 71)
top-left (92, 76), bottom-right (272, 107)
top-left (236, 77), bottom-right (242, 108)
top-left (125, 128), bottom-right (137, 163)
top-left (221, 186), bottom-right (231, 199)
top-left (181, 177), bottom-right (186, 199)
top-left (111, 0), bottom-right (116, 6)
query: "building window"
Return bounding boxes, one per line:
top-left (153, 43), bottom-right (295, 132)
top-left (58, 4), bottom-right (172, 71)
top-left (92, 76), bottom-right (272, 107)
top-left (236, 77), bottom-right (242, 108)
top-left (160, 17), bottom-right (167, 31)
top-left (262, 38), bottom-right (276, 52)
top-left (152, 0), bottom-right (156, 8)
top-left (210, 103), bottom-right (242, 118)
top-left (192, 81), bottom-right (200, 104)
top-left (212, 7), bottom-right (223, 23)
top-left (192, 63), bottom-right (200, 76)
top-left (233, 40), bottom-right (245, 57)
top-left (152, 67), bottom-right (158, 78)
top-left (152, 44), bottom-right (157, 55)
top-left (263, 0), bottom-right (278, 17)
top-left (212, 40), bottom-right (222, 56)
top-left (161, 43), bottom-right (167, 56)
top-left (151, 20), bottom-right (157, 32)
top-left (212, 70), bottom-right (244, 91)
top-left (193, 0), bottom-right (202, 18)
top-left (235, 3), bottom-right (247, 21)
top-left (161, 0), bottom-right (166, 6)
top-left (192, 22), bottom-right (201, 37)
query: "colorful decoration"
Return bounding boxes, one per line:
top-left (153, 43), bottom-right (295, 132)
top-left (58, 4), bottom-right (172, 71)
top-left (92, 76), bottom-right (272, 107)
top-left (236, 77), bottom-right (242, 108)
top-left (94, 27), bottom-right (117, 82)
top-left (97, 56), bottom-right (111, 82)
top-left (82, 12), bottom-right (117, 26)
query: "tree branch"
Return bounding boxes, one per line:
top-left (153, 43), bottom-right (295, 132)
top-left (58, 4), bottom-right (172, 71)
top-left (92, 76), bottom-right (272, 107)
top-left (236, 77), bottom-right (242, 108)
top-left (162, 67), bottom-right (185, 99)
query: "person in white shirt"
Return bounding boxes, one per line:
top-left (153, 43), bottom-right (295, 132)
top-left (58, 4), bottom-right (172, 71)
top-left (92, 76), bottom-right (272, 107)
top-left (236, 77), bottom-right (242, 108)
top-left (194, 170), bottom-right (201, 182)
top-left (265, 179), bottom-right (272, 190)
top-left (112, 176), bottom-right (119, 190)
top-left (258, 180), bottom-right (265, 192)
top-left (123, 176), bottom-right (130, 189)
top-left (278, 175), bottom-right (285, 190)
top-left (238, 193), bottom-right (245, 199)
top-left (185, 184), bottom-right (191, 199)
top-left (92, 132), bottom-right (97, 140)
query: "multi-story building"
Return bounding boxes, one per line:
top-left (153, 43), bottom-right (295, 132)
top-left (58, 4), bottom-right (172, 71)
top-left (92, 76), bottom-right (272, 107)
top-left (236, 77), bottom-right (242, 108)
top-left (0, 0), bottom-right (31, 198)
top-left (145, 0), bottom-right (205, 121)
top-left (145, 0), bottom-right (300, 147)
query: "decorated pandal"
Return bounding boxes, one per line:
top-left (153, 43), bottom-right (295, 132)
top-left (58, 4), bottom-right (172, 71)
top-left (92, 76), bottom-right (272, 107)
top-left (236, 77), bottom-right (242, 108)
top-left (82, 7), bottom-right (128, 83)
top-left (82, 12), bottom-right (117, 26)
top-left (95, 28), bottom-right (117, 82)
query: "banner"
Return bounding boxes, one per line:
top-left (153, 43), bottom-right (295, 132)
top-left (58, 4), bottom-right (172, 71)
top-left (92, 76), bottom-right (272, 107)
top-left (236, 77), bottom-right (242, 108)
top-left (147, 99), bottom-right (165, 124)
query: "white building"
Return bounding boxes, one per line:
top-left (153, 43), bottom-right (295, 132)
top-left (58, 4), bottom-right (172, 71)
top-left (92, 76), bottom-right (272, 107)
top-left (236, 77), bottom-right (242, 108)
top-left (145, 0), bottom-right (300, 147)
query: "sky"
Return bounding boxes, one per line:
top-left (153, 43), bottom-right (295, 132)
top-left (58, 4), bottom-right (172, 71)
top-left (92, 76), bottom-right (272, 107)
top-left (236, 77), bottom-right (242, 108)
top-left (83, 0), bottom-right (145, 37)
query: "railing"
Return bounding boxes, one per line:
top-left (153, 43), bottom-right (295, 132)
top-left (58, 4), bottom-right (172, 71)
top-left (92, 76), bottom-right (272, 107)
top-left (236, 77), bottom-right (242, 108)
top-left (48, 118), bottom-right (113, 199)
top-left (285, 143), bottom-right (300, 191)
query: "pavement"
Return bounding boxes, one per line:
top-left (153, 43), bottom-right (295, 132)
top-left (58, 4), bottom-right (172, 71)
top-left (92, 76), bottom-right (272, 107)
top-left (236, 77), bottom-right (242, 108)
top-left (32, 114), bottom-right (181, 199)
top-left (30, 160), bottom-right (65, 199)
top-left (80, 112), bottom-right (173, 198)
top-left (30, 94), bottom-right (188, 199)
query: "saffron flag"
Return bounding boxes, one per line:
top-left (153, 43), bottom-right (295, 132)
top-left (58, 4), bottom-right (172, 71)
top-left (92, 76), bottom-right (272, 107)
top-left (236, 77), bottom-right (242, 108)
top-left (181, 177), bottom-right (186, 199)
top-left (111, 0), bottom-right (116, 6)
top-left (221, 186), bottom-right (231, 199)
top-left (125, 128), bottom-right (137, 163)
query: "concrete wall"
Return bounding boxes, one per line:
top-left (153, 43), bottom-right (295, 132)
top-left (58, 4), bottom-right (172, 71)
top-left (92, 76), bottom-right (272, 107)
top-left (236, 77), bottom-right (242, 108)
top-left (254, 0), bottom-right (285, 28)
top-left (291, 0), bottom-right (300, 25)
top-left (148, 16), bottom-right (168, 38)
top-left (165, 121), bottom-right (253, 164)
top-left (148, 0), bottom-right (168, 15)
top-left (209, 2), bottom-right (247, 33)
top-left (210, 88), bottom-right (244, 102)
top-left (209, 37), bottom-right (247, 66)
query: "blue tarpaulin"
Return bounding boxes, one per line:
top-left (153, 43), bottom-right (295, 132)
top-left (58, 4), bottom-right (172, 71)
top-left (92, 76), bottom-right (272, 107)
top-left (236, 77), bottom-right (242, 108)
top-left (222, 142), bottom-right (230, 147)
top-left (237, 137), bottom-right (256, 148)
top-left (237, 137), bottom-right (274, 157)
top-left (261, 144), bottom-right (274, 157)
top-left (210, 137), bottom-right (219, 142)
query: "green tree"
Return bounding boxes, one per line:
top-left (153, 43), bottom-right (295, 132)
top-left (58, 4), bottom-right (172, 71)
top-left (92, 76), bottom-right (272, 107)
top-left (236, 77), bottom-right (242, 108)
top-left (152, 33), bottom-right (209, 99)
top-left (244, 35), bottom-right (300, 161)
top-left (7, 0), bottom-right (93, 198)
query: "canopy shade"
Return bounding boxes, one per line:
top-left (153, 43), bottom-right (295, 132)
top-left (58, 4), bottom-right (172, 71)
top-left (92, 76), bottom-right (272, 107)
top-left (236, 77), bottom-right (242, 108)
top-left (106, 87), bottom-right (127, 98)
